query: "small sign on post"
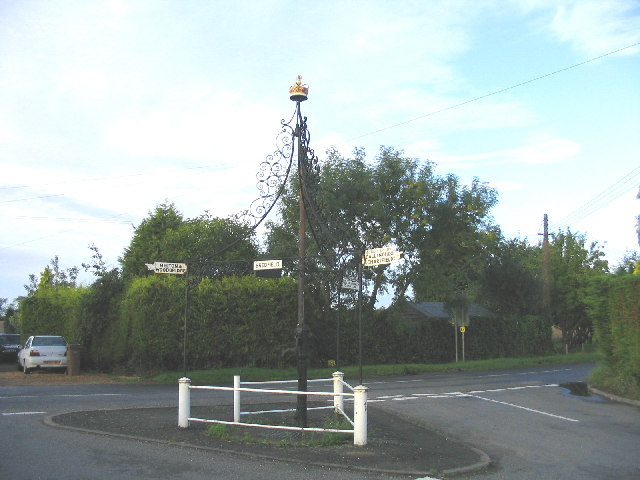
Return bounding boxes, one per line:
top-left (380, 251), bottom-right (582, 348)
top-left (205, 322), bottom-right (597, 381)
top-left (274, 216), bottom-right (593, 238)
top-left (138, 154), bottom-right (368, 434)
top-left (253, 259), bottom-right (282, 270)
top-left (253, 259), bottom-right (283, 278)
top-left (146, 262), bottom-right (188, 275)
top-left (363, 246), bottom-right (402, 267)
top-left (341, 276), bottom-right (359, 291)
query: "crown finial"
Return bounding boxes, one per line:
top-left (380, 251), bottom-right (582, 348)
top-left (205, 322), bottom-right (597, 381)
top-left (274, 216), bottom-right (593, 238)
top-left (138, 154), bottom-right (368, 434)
top-left (289, 75), bottom-right (308, 102)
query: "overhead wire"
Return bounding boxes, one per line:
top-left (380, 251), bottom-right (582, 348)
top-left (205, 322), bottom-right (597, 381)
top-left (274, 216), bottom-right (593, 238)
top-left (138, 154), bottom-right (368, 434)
top-left (347, 42), bottom-right (640, 141)
top-left (549, 165), bottom-right (640, 232)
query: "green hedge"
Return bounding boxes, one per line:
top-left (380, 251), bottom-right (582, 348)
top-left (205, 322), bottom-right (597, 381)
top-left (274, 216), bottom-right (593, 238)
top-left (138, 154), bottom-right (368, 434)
top-left (17, 274), bottom-right (556, 373)
top-left (18, 287), bottom-right (86, 344)
top-left (117, 275), bottom-right (298, 372)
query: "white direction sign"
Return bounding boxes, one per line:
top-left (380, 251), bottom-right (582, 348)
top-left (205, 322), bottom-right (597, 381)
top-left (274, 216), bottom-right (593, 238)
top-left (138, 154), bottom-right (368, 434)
top-left (146, 262), bottom-right (188, 275)
top-left (341, 276), bottom-right (359, 291)
top-left (363, 246), bottom-right (403, 267)
top-left (253, 259), bottom-right (283, 271)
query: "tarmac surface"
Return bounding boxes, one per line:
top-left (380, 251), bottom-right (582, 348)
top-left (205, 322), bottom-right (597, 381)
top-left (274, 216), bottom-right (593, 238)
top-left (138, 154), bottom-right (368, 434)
top-left (47, 402), bottom-right (491, 478)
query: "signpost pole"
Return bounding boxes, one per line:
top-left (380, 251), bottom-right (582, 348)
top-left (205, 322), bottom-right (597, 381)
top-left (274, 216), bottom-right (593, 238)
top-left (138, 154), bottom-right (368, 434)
top-left (183, 269), bottom-right (189, 378)
top-left (336, 274), bottom-right (341, 371)
top-left (358, 255), bottom-right (363, 385)
top-left (455, 320), bottom-right (459, 363)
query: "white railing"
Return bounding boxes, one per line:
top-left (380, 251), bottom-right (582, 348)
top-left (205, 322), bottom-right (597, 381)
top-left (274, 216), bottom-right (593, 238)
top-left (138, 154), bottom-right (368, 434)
top-left (178, 371), bottom-right (368, 445)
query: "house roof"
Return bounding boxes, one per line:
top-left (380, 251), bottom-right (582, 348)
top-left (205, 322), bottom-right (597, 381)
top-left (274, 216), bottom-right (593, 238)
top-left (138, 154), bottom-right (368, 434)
top-left (409, 301), bottom-right (495, 319)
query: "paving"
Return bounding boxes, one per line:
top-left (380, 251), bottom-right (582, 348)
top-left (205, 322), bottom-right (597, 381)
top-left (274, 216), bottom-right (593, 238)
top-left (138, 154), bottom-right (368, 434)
top-left (47, 402), bottom-right (490, 478)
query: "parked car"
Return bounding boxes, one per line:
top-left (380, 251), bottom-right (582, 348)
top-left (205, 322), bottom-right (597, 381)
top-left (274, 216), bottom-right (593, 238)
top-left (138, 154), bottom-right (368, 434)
top-left (18, 335), bottom-right (68, 374)
top-left (0, 333), bottom-right (21, 362)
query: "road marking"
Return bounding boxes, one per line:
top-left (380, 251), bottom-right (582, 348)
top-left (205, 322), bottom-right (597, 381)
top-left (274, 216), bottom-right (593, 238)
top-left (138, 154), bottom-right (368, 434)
top-left (374, 384), bottom-right (560, 402)
top-left (2, 411), bottom-right (46, 416)
top-left (468, 394), bottom-right (579, 422)
top-left (0, 393), bottom-right (126, 400)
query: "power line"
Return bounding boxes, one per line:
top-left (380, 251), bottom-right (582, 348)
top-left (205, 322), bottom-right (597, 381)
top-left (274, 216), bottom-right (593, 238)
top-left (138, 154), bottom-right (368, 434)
top-left (348, 42), bottom-right (640, 142)
top-left (549, 165), bottom-right (640, 232)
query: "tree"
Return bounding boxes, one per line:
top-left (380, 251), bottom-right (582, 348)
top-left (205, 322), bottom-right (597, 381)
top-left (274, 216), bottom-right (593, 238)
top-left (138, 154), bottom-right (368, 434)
top-left (548, 230), bottom-right (608, 352)
top-left (120, 202), bottom-right (184, 280)
top-left (411, 174), bottom-right (499, 302)
top-left (265, 146), bottom-right (499, 309)
top-left (1, 298), bottom-right (18, 332)
top-left (24, 256), bottom-right (79, 296)
top-left (477, 238), bottom-right (542, 316)
top-left (120, 203), bottom-right (258, 281)
top-left (163, 212), bottom-right (258, 278)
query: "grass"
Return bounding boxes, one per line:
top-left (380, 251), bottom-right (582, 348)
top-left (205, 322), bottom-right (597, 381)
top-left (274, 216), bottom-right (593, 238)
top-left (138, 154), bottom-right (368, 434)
top-left (205, 411), bottom-right (353, 447)
top-left (153, 351), bottom-right (600, 385)
top-left (588, 364), bottom-right (640, 402)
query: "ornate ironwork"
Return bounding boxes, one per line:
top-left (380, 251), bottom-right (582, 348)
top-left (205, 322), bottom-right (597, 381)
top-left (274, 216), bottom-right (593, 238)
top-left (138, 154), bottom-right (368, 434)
top-left (248, 109), bottom-right (296, 227)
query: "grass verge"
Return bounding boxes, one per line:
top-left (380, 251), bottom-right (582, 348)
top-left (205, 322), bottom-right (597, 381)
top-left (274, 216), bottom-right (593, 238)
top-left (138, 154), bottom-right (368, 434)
top-left (153, 351), bottom-right (600, 385)
top-left (588, 364), bottom-right (640, 401)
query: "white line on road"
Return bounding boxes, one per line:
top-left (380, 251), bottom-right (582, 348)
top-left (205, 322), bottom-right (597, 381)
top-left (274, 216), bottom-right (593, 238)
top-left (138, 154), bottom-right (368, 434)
top-left (0, 393), bottom-right (126, 400)
top-left (2, 411), bottom-right (46, 416)
top-left (468, 394), bottom-right (580, 422)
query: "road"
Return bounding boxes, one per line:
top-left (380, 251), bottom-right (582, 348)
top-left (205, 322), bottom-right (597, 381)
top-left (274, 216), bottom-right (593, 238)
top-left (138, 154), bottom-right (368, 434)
top-left (1, 362), bottom-right (638, 479)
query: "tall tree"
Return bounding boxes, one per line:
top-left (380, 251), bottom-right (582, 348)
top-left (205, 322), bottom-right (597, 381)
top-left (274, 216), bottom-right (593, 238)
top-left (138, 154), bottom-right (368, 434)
top-left (548, 230), bottom-right (608, 352)
top-left (120, 202), bottom-right (184, 280)
top-left (265, 146), bottom-right (499, 307)
top-left (477, 238), bottom-right (542, 316)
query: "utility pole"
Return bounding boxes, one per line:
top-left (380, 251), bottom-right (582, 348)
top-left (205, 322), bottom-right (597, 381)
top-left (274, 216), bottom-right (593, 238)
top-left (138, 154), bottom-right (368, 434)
top-left (542, 214), bottom-right (554, 351)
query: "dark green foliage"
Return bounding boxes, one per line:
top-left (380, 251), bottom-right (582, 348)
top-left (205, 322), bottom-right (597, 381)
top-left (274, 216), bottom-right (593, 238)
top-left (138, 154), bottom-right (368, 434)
top-left (79, 269), bottom-right (124, 370)
top-left (19, 286), bottom-right (85, 343)
top-left (590, 275), bottom-right (639, 394)
top-left (477, 238), bottom-right (542, 317)
top-left (114, 274), bottom-right (297, 372)
top-left (120, 202), bottom-right (184, 281)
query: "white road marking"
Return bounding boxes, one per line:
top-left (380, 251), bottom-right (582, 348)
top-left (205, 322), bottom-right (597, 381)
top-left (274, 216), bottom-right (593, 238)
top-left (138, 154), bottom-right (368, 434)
top-left (469, 394), bottom-right (579, 422)
top-left (2, 411), bottom-right (46, 416)
top-left (0, 393), bottom-right (126, 400)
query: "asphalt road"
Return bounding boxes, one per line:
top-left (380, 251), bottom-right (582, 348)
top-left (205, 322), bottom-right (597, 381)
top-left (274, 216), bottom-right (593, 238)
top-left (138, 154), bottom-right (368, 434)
top-left (1, 362), bottom-right (639, 479)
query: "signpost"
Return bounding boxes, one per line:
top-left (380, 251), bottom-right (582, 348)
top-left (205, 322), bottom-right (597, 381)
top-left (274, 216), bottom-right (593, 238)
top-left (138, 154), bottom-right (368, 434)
top-left (363, 246), bottom-right (402, 267)
top-left (341, 275), bottom-right (359, 291)
top-left (253, 259), bottom-right (282, 270)
top-left (357, 245), bottom-right (402, 383)
top-left (146, 261), bottom-right (188, 376)
top-left (145, 262), bottom-right (188, 275)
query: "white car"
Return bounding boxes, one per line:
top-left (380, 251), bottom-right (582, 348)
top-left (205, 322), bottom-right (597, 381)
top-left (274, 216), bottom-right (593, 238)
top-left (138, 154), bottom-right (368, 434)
top-left (18, 335), bottom-right (68, 374)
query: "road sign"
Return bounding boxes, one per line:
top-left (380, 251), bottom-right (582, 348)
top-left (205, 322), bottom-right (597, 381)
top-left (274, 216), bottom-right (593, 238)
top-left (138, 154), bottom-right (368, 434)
top-left (145, 262), bottom-right (187, 275)
top-left (363, 246), bottom-right (402, 267)
top-left (341, 277), bottom-right (359, 291)
top-left (460, 326), bottom-right (466, 333)
top-left (253, 259), bottom-right (282, 270)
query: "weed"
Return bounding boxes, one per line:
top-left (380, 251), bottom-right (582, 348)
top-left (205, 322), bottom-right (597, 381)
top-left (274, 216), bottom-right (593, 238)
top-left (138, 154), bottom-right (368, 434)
top-left (206, 423), bottom-right (228, 440)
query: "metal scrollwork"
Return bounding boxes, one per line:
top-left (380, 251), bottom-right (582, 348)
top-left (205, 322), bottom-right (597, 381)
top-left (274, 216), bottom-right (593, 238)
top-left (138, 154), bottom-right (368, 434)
top-left (248, 110), bottom-right (296, 227)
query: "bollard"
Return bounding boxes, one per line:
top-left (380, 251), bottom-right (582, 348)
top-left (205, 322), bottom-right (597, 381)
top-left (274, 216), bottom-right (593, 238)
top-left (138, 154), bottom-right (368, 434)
top-left (353, 384), bottom-right (368, 446)
top-left (178, 377), bottom-right (191, 428)
top-left (333, 371), bottom-right (344, 413)
top-left (234, 375), bottom-right (241, 423)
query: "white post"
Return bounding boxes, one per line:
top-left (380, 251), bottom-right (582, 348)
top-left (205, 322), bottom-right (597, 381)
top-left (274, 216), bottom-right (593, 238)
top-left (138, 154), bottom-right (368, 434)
top-left (178, 377), bottom-right (191, 428)
top-left (234, 375), bottom-right (241, 423)
top-left (333, 371), bottom-right (344, 413)
top-left (353, 384), bottom-right (368, 446)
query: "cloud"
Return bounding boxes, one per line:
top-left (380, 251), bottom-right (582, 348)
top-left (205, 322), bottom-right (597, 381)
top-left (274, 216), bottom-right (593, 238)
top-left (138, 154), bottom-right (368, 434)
top-left (550, 1), bottom-right (640, 56)
top-left (103, 86), bottom-right (281, 164)
top-left (427, 136), bottom-right (582, 168)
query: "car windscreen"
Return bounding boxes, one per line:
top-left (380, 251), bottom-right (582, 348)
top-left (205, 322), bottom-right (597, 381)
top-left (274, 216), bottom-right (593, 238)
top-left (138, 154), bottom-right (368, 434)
top-left (0, 334), bottom-right (20, 345)
top-left (33, 336), bottom-right (66, 347)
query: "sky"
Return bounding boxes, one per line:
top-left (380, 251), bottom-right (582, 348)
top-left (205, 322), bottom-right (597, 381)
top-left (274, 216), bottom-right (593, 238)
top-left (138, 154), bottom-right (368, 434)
top-left (1, 0), bottom-right (639, 303)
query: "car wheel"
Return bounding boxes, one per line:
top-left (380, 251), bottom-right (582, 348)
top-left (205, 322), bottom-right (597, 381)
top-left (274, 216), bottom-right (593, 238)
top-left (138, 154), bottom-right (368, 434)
top-left (22, 361), bottom-right (31, 374)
